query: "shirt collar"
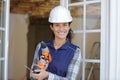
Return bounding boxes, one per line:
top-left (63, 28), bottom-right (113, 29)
top-left (47, 39), bottom-right (71, 50)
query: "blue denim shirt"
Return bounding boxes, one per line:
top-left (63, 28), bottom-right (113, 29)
top-left (38, 40), bottom-right (78, 77)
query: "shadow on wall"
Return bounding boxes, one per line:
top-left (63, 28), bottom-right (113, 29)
top-left (26, 17), bottom-right (52, 79)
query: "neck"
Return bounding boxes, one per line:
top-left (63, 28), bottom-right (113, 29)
top-left (54, 38), bottom-right (66, 49)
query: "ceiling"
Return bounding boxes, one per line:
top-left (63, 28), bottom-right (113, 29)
top-left (10, 0), bottom-right (100, 18)
top-left (10, 0), bottom-right (60, 18)
top-left (0, 0), bottom-right (100, 19)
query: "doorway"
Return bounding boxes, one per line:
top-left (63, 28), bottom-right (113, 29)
top-left (27, 17), bottom-right (52, 68)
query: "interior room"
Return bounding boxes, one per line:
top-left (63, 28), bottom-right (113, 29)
top-left (1, 0), bottom-right (120, 80)
top-left (1, 0), bottom-right (101, 80)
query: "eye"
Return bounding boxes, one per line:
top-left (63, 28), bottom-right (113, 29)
top-left (53, 23), bottom-right (58, 26)
top-left (55, 24), bottom-right (60, 27)
top-left (63, 23), bottom-right (69, 28)
top-left (64, 23), bottom-right (68, 26)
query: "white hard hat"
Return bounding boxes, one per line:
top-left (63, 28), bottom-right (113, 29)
top-left (48, 6), bottom-right (72, 23)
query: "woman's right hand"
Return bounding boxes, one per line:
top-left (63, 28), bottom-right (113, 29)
top-left (31, 70), bottom-right (49, 80)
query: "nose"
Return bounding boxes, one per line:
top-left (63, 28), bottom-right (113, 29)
top-left (59, 25), bottom-right (64, 31)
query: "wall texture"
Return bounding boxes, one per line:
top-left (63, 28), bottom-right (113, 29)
top-left (8, 14), bottom-right (28, 80)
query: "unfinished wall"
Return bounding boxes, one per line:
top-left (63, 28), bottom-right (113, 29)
top-left (8, 14), bottom-right (29, 80)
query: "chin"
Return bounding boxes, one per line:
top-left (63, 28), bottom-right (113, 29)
top-left (58, 37), bottom-right (66, 40)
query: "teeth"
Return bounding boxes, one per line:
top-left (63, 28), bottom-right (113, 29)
top-left (59, 32), bottom-right (65, 35)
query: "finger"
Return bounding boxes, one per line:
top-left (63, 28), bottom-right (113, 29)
top-left (32, 73), bottom-right (40, 79)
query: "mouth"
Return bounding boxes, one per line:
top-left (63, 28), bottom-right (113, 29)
top-left (58, 32), bottom-right (66, 35)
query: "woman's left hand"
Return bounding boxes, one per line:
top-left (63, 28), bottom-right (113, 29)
top-left (31, 70), bottom-right (49, 80)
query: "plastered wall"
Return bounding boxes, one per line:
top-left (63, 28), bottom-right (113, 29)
top-left (8, 14), bottom-right (29, 80)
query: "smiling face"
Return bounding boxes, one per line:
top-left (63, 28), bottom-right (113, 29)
top-left (50, 23), bottom-right (70, 40)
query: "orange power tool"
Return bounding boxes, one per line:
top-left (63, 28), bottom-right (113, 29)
top-left (32, 41), bottom-right (52, 74)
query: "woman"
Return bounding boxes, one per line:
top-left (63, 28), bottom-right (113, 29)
top-left (30, 5), bottom-right (81, 80)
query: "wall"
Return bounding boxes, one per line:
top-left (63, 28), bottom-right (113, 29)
top-left (8, 14), bottom-right (29, 80)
